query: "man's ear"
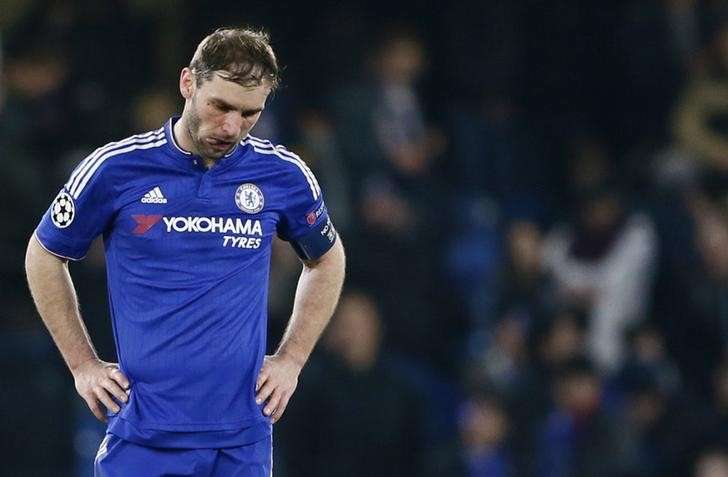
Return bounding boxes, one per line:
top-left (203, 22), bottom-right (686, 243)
top-left (180, 68), bottom-right (194, 100)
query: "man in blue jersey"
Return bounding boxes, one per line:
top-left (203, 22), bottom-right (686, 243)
top-left (25, 27), bottom-right (345, 476)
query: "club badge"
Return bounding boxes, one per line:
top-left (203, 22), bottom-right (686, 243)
top-left (235, 183), bottom-right (264, 214)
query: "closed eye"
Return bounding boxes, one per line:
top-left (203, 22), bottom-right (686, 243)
top-left (209, 99), bottom-right (262, 117)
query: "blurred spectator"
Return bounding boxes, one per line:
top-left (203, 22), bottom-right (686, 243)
top-left (129, 88), bottom-right (177, 132)
top-left (443, 101), bottom-right (551, 331)
top-left (524, 308), bottom-right (588, 424)
top-left (615, 365), bottom-right (686, 476)
top-left (543, 183), bottom-right (658, 371)
top-left (536, 357), bottom-right (620, 477)
top-left (662, 196), bottom-right (728, 392)
top-left (616, 0), bottom-right (704, 147)
top-left (5, 0), bottom-right (154, 148)
top-left (3, 42), bottom-right (76, 162)
top-left (444, 197), bottom-right (502, 335)
top-left (533, 310), bottom-right (587, 373)
top-left (617, 321), bottom-right (682, 397)
top-left (293, 109), bottom-right (353, 232)
top-left (430, 391), bottom-right (514, 477)
top-left (690, 198), bottom-right (728, 343)
top-left (695, 449), bottom-right (728, 477)
top-left (468, 220), bottom-right (554, 402)
top-left (692, 358), bottom-right (728, 454)
top-left (340, 24), bottom-right (444, 257)
top-left (331, 26), bottom-right (443, 184)
top-left (330, 27), bottom-right (452, 367)
top-left (279, 290), bottom-right (426, 477)
top-left (471, 314), bottom-right (529, 401)
top-left (459, 394), bottom-right (513, 477)
top-left (0, 45), bottom-right (52, 330)
top-left (455, 217), bottom-right (543, 360)
top-left (674, 18), bottom-right (728, 205)
top-left (494, 221), bottom-right (554, 324)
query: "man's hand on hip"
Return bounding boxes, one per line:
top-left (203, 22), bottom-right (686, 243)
top-left (72, 358), bottom-right (130, 422)
top-left (255, 353), bottom-right (302, 423)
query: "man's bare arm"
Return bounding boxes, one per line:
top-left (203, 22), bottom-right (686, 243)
top-left (255, 237), bottom-right (346, 422)
top-left (25, 234), bottom-right (130, 422)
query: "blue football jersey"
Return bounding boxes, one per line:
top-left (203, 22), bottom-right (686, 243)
top-left (35, 118), bottom-right (337, 448)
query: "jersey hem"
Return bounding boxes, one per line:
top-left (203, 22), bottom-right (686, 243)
top-left (33, 230), bottom-right (86, 261)
top-left (111, 412), bottom-right (271, 431)
top-left (107, 415), bottom-right (272, 449)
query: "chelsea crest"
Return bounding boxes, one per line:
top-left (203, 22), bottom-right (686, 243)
top-left (235, 183), bottom-right (264, 214)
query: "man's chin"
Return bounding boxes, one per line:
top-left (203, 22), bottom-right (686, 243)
top-left (207, 150), bottom-right (228, 159)
top-left (208, 142), bottom-right (237, 156)
top-left (202, 145), bottom-right (233, 160)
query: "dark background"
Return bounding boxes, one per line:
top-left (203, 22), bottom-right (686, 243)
top-left (4, 0), bottom-right (728, 475)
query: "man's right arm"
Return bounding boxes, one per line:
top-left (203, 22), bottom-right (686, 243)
top-left (25, 234), bottom-right (130, 422)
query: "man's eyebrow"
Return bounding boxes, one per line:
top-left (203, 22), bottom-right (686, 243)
top-left (210, 97), bottom-right (263, 114)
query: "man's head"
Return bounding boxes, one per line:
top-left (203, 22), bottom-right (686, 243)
top-left (178, 28), bottom-right (280, 161)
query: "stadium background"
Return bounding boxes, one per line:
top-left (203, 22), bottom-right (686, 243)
top-left (4, 0), bottom-right (728, 475)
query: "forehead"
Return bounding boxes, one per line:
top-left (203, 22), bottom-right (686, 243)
top-left (196, 72), bottom-right (271, 108)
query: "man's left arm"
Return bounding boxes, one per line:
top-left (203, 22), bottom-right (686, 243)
top-left (255, 237), bottom-right (345, 422)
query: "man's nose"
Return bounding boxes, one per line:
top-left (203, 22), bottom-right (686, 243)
top-left (220, 112), bottom-right (242, 138)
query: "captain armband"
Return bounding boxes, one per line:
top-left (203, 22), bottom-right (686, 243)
top-left (289, 216), bottom-right (337, 261)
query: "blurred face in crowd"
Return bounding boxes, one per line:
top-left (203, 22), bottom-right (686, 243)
top-left (696, 214), bottom-right (728, 279)
top-left (461, 398), bottom-right (509, 452)
top-left (632, 327), bottom-right (666, 364)
top-left (325, 292), bottom-right (382, 371)
top-left (5, 50), bottom-right (69, 100)
top-left (580, 195), bottom-right (622, 234)
top-left (556, 371), bottom-right (601, 417)
top-left (695, 451), bottom-right (728, 477)
top-left (541, 314), bottom-right (584, 367)
top-left (133, 90), bottom-right (177, 131)
top-left (377, 37), bottom-right (425, 85)
top-left (494, 316), bottom-right (527, 362)
top-left (507, 221), bottom-right (543, 277)
top-left (628, 391), bottom-right (665, 429)
top-left (179, 68), bottom-right (271, 161)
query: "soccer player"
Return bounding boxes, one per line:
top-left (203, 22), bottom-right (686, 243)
top-left (24, 27), bottom-right (345, 476)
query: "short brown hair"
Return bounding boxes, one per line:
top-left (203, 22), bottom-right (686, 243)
top-left (189, 27), bottom-right (280, 90)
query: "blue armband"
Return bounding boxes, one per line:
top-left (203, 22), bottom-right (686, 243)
top-left (290, 216), bottom-right (337, 260)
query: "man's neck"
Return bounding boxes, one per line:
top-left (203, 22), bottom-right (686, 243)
top-left (172, 116), bottom-right (214, 168)
top-left (172, 116), bottom-right (196, 154)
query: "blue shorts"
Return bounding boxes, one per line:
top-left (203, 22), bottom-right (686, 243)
top-left (94, 433), bottom-right (272, 477)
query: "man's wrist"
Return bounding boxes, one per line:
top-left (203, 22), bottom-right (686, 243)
top-left (69, 355), bottom-right (99, 375)
top-left (276, 348), bottom-right (306, 370)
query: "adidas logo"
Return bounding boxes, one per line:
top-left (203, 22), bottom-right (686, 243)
top-left (141, 186), bottom-right (168, 204)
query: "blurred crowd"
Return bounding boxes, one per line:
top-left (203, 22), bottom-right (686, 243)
top-left (8, 0), bottom-right (728, 476)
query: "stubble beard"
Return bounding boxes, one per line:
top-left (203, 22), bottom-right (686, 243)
top-left (186, 99), bottom-right (229, 163)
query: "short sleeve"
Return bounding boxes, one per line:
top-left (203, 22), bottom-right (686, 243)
top-left (35, 157), bottom-right (116, 261)
top-left (277, 162), bottom-right (337, 261)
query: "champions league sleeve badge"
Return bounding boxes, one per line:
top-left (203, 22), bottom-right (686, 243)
top-left (235, 183), bottom-right (265, 214)
top-left (51, 190), bottom-right (75, 228)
